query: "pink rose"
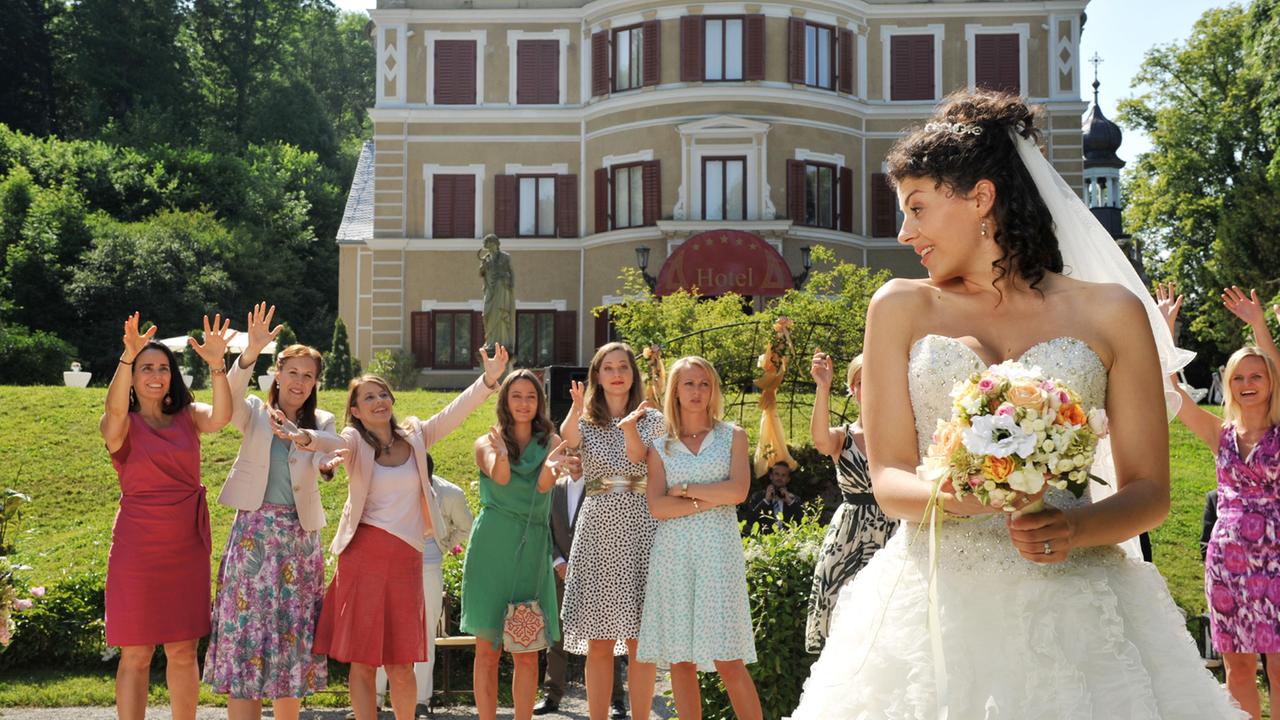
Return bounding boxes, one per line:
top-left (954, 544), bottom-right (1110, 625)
top-left (30, 587), bottom-right (44, 598)
top-left (450, 545), bottom-right (464, 556)
top-left (1039, 381), bottom-right (1056, 391)
top-left (1057, 390), bottom-right (1070, 406)
top-left (13, 599), bottom-right (32, 611)
top-left (995, 403), bottom-right (1016, 417)
top-left (977, 378), bottom-right (997, 394)
top-left (1240, 513), bottom-right (1267, 543)
top-left (1211, 585), bottom-right (1237, 615)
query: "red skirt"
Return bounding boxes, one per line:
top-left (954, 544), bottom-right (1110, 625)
top-left (313, 524), bottom-right (427, 666)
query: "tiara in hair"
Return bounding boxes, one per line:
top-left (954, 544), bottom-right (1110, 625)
top-left (924, 121), bottom-right (984, 136)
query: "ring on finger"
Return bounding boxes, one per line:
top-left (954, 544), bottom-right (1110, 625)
top-left (1042, 541), bottom-right (1052, 555)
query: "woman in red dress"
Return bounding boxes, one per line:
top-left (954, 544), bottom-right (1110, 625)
top-left (100, 312), bottom-right (234, 720)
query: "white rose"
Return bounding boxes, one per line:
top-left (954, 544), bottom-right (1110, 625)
top-left (1008, 467), bottom-right (1046, 494)
top-left (1041, 439), bottom-right (1056, 452)
top-left (1032, 419), bottom-right (1047, 432)
top-left (1087, 408), bottom-right (1109, 437)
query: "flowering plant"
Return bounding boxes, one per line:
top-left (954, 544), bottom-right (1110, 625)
top-left (918, 360), bottom-right (1108, 512)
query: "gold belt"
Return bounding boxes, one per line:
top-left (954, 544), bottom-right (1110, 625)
top-left (585, 474), bottom-right (646, 496)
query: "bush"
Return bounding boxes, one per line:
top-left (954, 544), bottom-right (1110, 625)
top-left (0, 572), bottom-right (108, 671)
top-left (323, 316), bottom-right (354, 389)
top-left (184, 329), bottom-right (207, 390)
top-left (368, 348), bottom-right (420, 390)
top-left (698, 515), bottom-right (826, 718)
top-left (0, 322), bottom-right (78, 384)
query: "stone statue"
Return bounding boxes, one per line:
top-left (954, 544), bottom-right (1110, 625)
top-left (478, 234), bottom-right (515, 355)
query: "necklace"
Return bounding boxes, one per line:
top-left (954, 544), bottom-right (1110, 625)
top-left (681, 426), bottom-right (711, 439)
top-left (378, 435), bottom-right (397, 453)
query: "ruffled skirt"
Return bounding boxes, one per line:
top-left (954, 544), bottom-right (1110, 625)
top-left (792, 522), bottom-right (1246, 719)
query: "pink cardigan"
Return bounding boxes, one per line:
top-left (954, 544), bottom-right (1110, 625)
top-left (317, 375), bottom-right (494, 556)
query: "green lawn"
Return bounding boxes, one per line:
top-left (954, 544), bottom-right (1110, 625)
top-left (0, 386), bottom-right (1223, 705)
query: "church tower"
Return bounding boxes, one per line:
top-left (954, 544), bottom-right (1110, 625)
top-left (1081, 54), bottom-right (1143, 277)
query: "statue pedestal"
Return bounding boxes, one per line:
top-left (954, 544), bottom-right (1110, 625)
top-left (258, 374), bottom-right (275, 392)
top-left (63, 371), bottom-right (92, 388)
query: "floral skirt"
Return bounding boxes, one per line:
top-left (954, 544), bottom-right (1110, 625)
top-left (202, 504), bottom-right (327, 698)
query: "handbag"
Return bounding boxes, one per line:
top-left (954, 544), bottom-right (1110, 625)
top-left (502, 452), bottom-right (550, 653)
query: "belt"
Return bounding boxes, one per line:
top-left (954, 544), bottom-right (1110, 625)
top-left (586, 474), bottom-right (646, 496)
top-left (841, 493), bottom-right (879, 506)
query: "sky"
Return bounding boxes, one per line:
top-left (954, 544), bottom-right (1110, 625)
top-left (330, 0), bottom-right (1222, 163)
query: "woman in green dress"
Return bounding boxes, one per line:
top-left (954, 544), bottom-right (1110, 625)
top-left (463, 368), bottom-right (573, 720)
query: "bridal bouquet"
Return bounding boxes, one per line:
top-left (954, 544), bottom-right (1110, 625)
top-left (919, 360), bottom-right (1108, 512)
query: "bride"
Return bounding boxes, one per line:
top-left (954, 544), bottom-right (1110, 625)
top-left (790, 91), bottom-right (1244, 719)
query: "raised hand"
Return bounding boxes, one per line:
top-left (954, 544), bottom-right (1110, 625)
top-left (543, 440), bottom-right (573, 476)
top-left (121, 312), bottom-right (157, 361)
top-left (1222, 286), bottom-right (1266, 326)
top-left (188, 314), bottom-right (234, 369)
top-left (568, 380), bottom-right (586, 415)
top-left (1154, 282), bottom-right (1183, 336)
top-left (244, 302), bottom-right (283, 357)
top-left (487, 426), bottom-right (508, 459)
top-left (479, 343), bottom-right (510, 388)
top-left (320, 448), bottom-right (351, 474)
top-left (618, 400), bottom-right (654, 431)
top-left (810, 349), bottom-right (834, 388)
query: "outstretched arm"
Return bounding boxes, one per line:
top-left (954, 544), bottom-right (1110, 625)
top-left (101, 313), bottom-right (155, 454)
top-left (809, 350), bottom-right (845, 462)
top-left (1156, 282), bottom-right (1223, 452)
top-left (415, 344), bottom-right (508, 447)
top-left (188, 314), bottom-right (234, 434)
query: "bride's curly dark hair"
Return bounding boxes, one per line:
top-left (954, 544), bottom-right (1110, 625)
top-left (886, 90), bottom-right (1062, 292)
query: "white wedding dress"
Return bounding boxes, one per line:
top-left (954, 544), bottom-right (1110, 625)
top-left (791, 334), bottom-right (1245, 719)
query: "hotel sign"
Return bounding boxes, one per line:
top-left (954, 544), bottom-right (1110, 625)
top-left (654, 230), bottom-right (794, 297)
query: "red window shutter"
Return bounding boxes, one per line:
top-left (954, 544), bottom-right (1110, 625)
top-left (433, 176), bottom-right (454, 238)
top-left (680, 16), bottom-right (704, 82)
top-left (517, 40), bottom-right (560, 104)
top-left (594, 309), bottom-right (611, 348)
top-left (870, 173), bottom-right (898, 237)
top-left (975, 34), bottom-right (1019, 94)
top-left (555, 174), bottom-right (578, 237)
top-left (495, 174), bottom-right (517, 237)
top-left (594, 167), bottom-right (610, 233)
top-left (411, 312), bottom-right (433, 368)
top-left (554, 311), bottom-right (577, 364)
top-left (471, 312), bottom-right (485, 365)
top-left (786, 159), bottom-right (806, 223)
top-left (642, 20), bottom-right (661, 87)
top-left (641, 160), bottom-right (660, 226)
top-left (838, 166), bottom-right (853, 232)
top-left (838, 28), bottom-right (853, 93)
top-left (788, 18), bottom-right (806, 84)
top-left (455, 175), bottom-right (475, 238)
top-left (435, 40), bottom-right (476, 104)
top-left (744, 15), bottom-right (766, 81)
top-left (591, 31), bottom-right (610, 97)
top-left (890, 35), bottom-right (934, 101)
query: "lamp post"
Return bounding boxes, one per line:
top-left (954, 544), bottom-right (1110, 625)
top-left (792, 245), bottom-right (812, 289)
top-left (635, 245), bottom-right (657, 291)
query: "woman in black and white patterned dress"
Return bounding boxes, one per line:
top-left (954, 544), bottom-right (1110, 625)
top-left (560, 342), bottom-right (663, 720)
top-left (804, 351), bottom-right (895, 652)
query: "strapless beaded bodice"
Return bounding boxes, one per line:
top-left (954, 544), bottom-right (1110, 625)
top-left (905, 335), bottom-right (1119, 573)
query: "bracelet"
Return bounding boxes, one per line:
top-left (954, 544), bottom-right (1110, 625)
top-left (209, 365), bottom-right (226, 376)
top-left (692, 498), bottom-right (700, 511)
top-left (119, 358), bottom-right (134, 366)
top-left (680, 482), bottom-right (689, 498)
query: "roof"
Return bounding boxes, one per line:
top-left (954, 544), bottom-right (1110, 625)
top-left (336, 140), bottom-right (376, 245)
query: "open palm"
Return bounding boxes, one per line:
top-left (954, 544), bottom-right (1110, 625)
top-left (188, 314), bottom-right (234, 367)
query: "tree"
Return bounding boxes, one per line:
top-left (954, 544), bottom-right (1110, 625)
top-left (274, 322), bottom-right (298, 358)
top-left (184, 329), bottom-right (209, 390)
top-left (0, 0), bottom-right (58, 136)
top-left (1119, 3), bottom-right (1280, 355)
top-left (323, 316), bottom-right (354, 390)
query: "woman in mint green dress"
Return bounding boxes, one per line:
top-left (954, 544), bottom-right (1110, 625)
top-left (639, 356), bottom-right (762, 720)
top-left (463, 369), bottom-right (574, 720)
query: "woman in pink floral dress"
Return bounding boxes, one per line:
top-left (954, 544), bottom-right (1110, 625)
top-left (1163, 283), bottom-right (1280, 719)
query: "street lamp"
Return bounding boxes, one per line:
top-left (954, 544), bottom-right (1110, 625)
top-left (792, 245), bottom-right (812, 289)
top-left (635, 245), bottom-right (657, 291)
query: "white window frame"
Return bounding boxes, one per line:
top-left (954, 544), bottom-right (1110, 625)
top-left (879, 24), bottom-right (945, 102)
top-left (674, 116), bottom-right (772, 221)
top-left (506, 29), bottom-right (570, 106)
top-left (423, 164), bottom-right (485, 239)
top-left (601, 150), bottom-right (654, 231)
top-left (703, 17), bottom-right (745, 82)
top-left (964, 24), bottom-right (1030, 95)
top-left (795, 148), bottom-right (845, 230)
top-left (425, 29), bottom-right (487, 107)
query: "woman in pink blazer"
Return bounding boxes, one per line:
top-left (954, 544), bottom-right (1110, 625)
top-left (202, 303), bottom-right (344, 720)
top-left (277, 345), bottom-right (508, 720)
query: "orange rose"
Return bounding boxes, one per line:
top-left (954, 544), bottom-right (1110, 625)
top-left (1007, 382), bottom-right (1045, 410)
top-left (1057, 403), bottom-right (1087, 426)
top-left (982, 455), bottom-right (1015, 482)
top-left (931, 422), bottom-right (965, 457)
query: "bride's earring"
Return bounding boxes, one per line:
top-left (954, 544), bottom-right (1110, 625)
top-left (980, 220), bottom-right (989, 239)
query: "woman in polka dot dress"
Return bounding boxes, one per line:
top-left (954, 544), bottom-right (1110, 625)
top-left (638, 356), bottom-right (761, 720)
top-left (559, 342), bottom-right (663, 720)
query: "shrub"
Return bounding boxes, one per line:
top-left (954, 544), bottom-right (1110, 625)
top-left (0, 572), bottom-right (107, 671)
top-left (184, 329), bottom-right (207, 390)
top-left (368, 348), bottom-right (420, 390)
top-left (323, 316), bottom-right (354, 389)
top-left (0, 322), bottom-right (78, 384)
top-left (698, 515), bottom-right (826, 718)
